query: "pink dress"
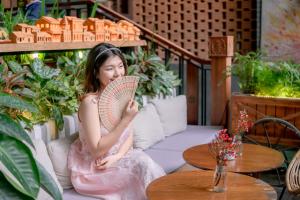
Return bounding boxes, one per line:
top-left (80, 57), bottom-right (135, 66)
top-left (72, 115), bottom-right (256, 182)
top-left (67, 122), bottom-right (165, 200)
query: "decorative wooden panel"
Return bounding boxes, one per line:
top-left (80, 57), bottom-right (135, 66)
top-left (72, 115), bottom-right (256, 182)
top-left (231, 94), bottom-right (300, 145)
top-left (130, 0), bottom-right (257, 60)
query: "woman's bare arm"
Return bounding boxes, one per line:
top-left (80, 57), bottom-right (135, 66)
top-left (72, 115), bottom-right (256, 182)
top-left (116, 129), bottom-right (133, 158)
top-left (79, 95), bottom-right (137, 158)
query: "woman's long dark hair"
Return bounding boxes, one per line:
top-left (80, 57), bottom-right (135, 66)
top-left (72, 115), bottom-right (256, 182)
top-left (84, 43), bottom-right (128, 93)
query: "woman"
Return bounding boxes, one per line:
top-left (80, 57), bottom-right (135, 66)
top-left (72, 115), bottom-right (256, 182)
top-left (68, 43), bottom-right (165, 200)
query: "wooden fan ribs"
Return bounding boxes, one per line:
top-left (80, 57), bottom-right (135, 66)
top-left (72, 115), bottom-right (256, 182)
top-left (98, 76), bottom-right (139, 131)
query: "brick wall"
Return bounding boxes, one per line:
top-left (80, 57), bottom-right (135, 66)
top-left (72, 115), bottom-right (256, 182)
top-left (129, 0), bottom-right (257, 60)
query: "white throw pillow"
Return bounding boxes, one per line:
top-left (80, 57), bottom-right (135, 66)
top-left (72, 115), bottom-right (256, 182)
top-left (132, 104), bottom-right (165, 150)
top-left (32, 139), bottom-right (63, 199)
top-left (150, 95), bottom-right (187, 136)
top-left (47, 133), bottom-right (78, 189)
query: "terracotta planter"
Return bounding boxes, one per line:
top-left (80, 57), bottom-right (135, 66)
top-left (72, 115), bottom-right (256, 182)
top-left (231, 93), bottom-right (300, 146)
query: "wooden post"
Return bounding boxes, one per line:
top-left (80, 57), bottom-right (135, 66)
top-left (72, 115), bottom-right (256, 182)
top-left (187, 61), bottom-right (199, 125)
top-left (209, 36), bottom-right (234, 126)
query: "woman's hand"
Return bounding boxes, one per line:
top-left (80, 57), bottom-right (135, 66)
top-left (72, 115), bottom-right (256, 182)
top-left (122, 100), bottom-right (138, 122)
top-left (95, 154), bottom-right (121, 170)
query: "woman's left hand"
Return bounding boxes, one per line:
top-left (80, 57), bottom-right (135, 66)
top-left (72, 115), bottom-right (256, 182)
top-left (95, 154), bottom-right (121, 170)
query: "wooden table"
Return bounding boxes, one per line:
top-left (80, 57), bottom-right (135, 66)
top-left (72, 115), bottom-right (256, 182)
top-left (146, 170), bottom-right (277, 200)
top-left (183, 143), bottom-right (285, 173)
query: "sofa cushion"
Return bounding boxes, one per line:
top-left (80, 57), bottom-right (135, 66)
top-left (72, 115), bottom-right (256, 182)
top-left (47, 133), bottom-right (78, 189)
top-left (150, 95), bottom-right (187, 136)
top-left (132, 104), bottom-right (165, 150)
top-left (144, 148), bottom-right (185, 173)
top-left (31, 139), bottom-right (63, 199)
top-left (150, 125), bottom-right (220, 152)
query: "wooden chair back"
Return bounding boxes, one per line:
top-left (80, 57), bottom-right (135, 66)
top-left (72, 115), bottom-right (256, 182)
top-left (286, 149), bottom-right (300, 195)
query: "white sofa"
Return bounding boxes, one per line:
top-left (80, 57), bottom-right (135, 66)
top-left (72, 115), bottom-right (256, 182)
top-left (31, 95), bottom-right (220, 199)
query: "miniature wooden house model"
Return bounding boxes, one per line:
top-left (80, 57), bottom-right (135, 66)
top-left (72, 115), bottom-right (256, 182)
top-left (9, 16), bottom-right (141, 44)
top-left (11, 24), bottom-right (34, 43)
top-left (103, 20), bottom-right (123, 41)
top-left (117, 20), bottom-right (135, 41)
top-left (133, 26), bottom-right (141, 40)
top-left (36, 16), bottom-right (62, 42)
top-left (59, 17), bottom-right (72, 42)
top-left (84, 18), bottom-right (105, 41)
top-left (65, 16), bottom-right (85, 42)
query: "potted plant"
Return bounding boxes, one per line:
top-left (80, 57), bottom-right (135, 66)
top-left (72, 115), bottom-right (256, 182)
top-left (229, 51), bottom-right (300, 145)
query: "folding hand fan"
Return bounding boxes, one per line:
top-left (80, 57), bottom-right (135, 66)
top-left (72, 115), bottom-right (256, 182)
top-left (98, 76), bottom-right (140, 131)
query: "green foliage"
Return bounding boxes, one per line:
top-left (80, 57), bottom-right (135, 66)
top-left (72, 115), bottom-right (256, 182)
top-left (30, 58), bottom-right (61, 80)
top-left (0, 172), bottom-right (33, 200)
top-left (0, 113), bottom-right (34, 148)
top-left (230, 51), bottom-right (300, 98)
top-left (0, 135), bottom-right (40, 198)
top-left (90, 1), bottom-right (99, 18)
top-left (0, 60), bottom-right (63, 200)
top-left (49, 0), bottom-right (65, 19)
top-left (229, 51), bottom-right (262, 94)
top-left (0, 5), bottom-right (30, 35)
top-left (0, 92), bottom-right (38, 113)
top-left (125, 47), bottom-right (181, 104)
top-left (0, 129), bottom-right (62, 200)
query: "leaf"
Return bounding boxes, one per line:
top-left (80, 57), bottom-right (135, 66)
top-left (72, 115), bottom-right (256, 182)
top-left (7, 61), bottom-right (23, 73)
top-left (0, 113), bottom-right (34, 148)
top-left (52, 106), bottom-right (64, 131)
top-left (30, 58), bottom-right (60, 80)
top-left (146, 54), bottom-right (162, 63)
top-left (36, 162), bottom-right (62, 200)
top-left (13, 88), bottom-right (37, 99)
top-left (0, 135), bottom-right (40, 198)
top-left (0, 172), bottom-right (33, 200)
top-left (89, 1), bottom-right (98, 18)
top-left (0, 92), bottom-right (38, 113)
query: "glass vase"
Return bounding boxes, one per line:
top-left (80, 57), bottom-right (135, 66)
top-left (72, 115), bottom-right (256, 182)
top-left (212, 163), bottom-right (227, 192)
top-left (234, 134), bottom-right (243, 156)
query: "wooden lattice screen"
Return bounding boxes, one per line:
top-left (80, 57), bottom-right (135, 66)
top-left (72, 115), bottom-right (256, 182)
top-left (129, 0), bottom-right (257, 60)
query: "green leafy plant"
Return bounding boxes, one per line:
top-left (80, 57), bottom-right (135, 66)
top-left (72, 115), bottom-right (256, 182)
top-left (0, 93), bottom-right (62, 199)
top-left (125, 47), bottom-right (181, 104)
top-left (230, 51), bottom-right (300, 98)
top-left (0, 53), bottom-right (86, 130)
top-left (0, 4), bottom-right (30, 35)
top-left (229, 51), bottom-right (263, 94)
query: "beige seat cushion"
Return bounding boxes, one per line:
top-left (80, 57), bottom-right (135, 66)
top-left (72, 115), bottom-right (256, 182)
top-left (150, 95), bottom-right (187, 136)
top-left (47, 133), bottom-right (78, 189)
top-left (132, 104), bottom-right (165, 150)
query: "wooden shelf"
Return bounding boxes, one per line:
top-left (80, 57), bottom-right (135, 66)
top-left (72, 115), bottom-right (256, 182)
top-left (0, 40), bottom-right (146, 54)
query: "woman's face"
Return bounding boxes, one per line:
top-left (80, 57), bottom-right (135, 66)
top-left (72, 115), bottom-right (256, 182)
top-left (97, 55), bottom-right (125, 89)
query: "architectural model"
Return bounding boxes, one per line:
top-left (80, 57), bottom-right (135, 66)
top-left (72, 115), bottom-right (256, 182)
top-left (9, 16), bottom-right (141, 44)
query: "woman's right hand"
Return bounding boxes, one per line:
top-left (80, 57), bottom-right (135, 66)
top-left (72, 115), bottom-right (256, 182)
top-left (122, 100), bottom-right (138, 122)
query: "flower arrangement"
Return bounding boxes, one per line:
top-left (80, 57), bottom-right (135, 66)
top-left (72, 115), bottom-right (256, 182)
top-left (235, 109), bottom-right (252, 136)
top-left (208, 110), bottom-right (252, 192)
top-left (208, 129), bottom-right (237, 166)
top-left (208, 129), bottom-right (236, 192)
top-left (233, 110), bottom-right (252, 156)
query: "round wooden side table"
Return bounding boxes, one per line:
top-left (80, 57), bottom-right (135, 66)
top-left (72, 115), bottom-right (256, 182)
top-left (183, 143), bottom-right (284, 173)
top-left (146, 170), bottom-right (277, 200)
